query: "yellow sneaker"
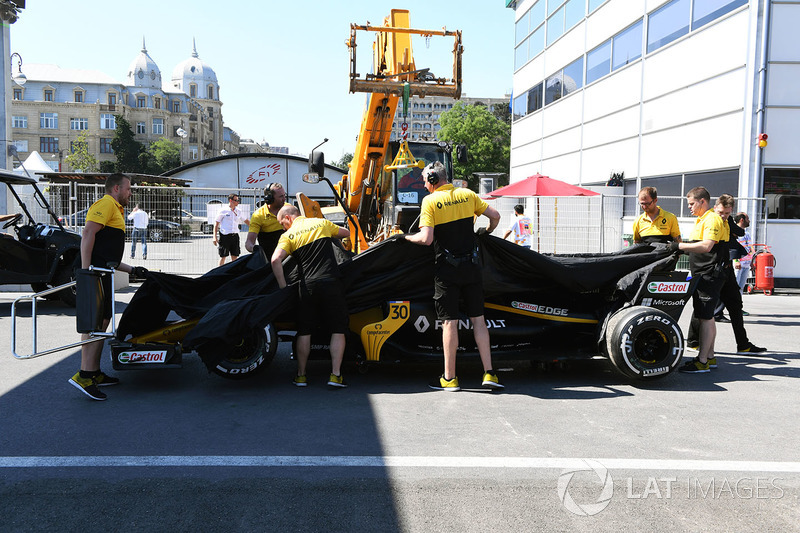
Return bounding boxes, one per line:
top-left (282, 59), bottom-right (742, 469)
top-left (481, 371), bottom-right (505, 389)
top-left (327, 373), bottom-right (348, 388)
top-left (429, 375), bottom-right (460, 391)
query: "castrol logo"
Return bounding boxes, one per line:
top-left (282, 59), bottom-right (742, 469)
top-left (647, 281), bottom-right (689, 294)
top-left (117, 350), bottom-right (168, 364)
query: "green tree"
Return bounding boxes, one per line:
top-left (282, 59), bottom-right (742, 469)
top-left (335, 152), bottom-right (354, 171)
top-left (148, 137), bottom-right (181, 173)
top-left (492, 100), bottom-right (512, 125)
top-left (64, 132), bottom-right (98, 172)
top-left (438, 101), bottom-right (510, 190)
top-left (110, 114), bottom-right (143, 173)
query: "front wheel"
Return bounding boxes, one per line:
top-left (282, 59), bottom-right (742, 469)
top-left (149, 228), bottom-right (164, 243)
top-left (210, 324), bottom-right (278, 379)
top-left (605, 306), bottom-right (683, 380)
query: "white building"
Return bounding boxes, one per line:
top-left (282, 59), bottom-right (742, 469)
top-left (508, 0), bottom-right (800, 286)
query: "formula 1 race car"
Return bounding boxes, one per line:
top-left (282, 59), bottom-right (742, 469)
top-left (112, 235), bottom-right (694, 382)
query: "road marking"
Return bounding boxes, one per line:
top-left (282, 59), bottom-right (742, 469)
top-left (1, 456), bottom-right (800, 472)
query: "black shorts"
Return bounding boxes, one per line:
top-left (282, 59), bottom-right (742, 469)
top-left (218, 233), bottom-right (240, 257)
top-left (297, 279), bottom-right (349, 336)
top-left (433, 263), bottom-right (484, 320)
top-left (692, 271), bottom-right (725, 320)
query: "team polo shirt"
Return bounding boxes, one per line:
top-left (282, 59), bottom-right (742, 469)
top-left (249, 204), bottom-right (285, 255)
top-left (276, 216), bottom-right (341, 283)
top-left (420, 184), bottom-right (488, 261)
top-left (85, 194), bottom-right (126, 267)
top-left (687, 209), bottom-right (725, 275)
top-left (632, 207), bottom-right (681, 243)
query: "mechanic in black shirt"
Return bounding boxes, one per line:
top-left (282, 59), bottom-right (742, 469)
top-left (401, 161), bottom-right (504, 391)
top-left (68, 173), bottom-right (145, 401)
top-left (271, 204), bottom-right (350, 388)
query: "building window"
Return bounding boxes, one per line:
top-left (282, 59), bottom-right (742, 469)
top-left (527, 82), bottom-right (544, 114)
top-left (100, 138), bottom-right (113, 154)
top-left (40, 137), bottom-right (59, 153)
top-left (12, 116), bottom-right (27, 128)
top-left (154, 97), bottom-right (161, 109)
top-left (173, 101), bottom-right (181, 113)
top-left (190, 84), bottom-right (197, 98)
top-left (101, 114), bottom-right (116, 130)
top-left (207, 85), bottom-right (214, 99)
top-left (12, 140), bottom-right (28, 153)
top-left (152, 118), bottom-right (164, 135)
top-left (545, 72), bottom-right (563, 105)
top-left (515, 0), bottom-right (545, 46)
top-left (207, 106), bottom-right (214, 118)
top-left (589, 0), bottom-right (606, 12)
top-left (612, 20), bottom-right (643, 71)
top-left (693, 0), bottom-right (747, 30)
top-left (136, 122), bottom-right (146, 134)
top-left (74, 91), bottom-right (83, 103)
top-left (40, 113), bottom-right (59, 129)
top-left (764, 168), bottom-right (800, 219)
top-left (44, 89), bottom-right (54, 101)
top-left (137, 96), bottom-right (146, 108)
top-left (70, 118), bottom-right (88, 130)
top-left (546, 5), bottom-right (565, 45)
top-left (189, 146), bottom-right (198, 160)
top-left (108, 93), bottom-right (116, 106)
top-left (13, 88), bottom-right (22, 100)
top-left (647, 0), bottom-right (690, 53)
top-left (563, 56), bottom-right (584, 94)
top-left (513, 93), bottom-right (527, 121)
top-left (586, 39), bottom-right (612, 84)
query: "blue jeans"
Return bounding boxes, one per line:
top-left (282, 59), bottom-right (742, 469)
top-left (131, 227), bottom-right (147, 258)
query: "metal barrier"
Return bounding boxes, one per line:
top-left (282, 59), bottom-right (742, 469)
top-left (11, 266), bottom-right (116, 360)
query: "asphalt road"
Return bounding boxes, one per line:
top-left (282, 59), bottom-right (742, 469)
top-left (1, 287), bottom-right (799, 532)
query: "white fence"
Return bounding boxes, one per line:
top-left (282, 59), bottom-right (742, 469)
top-left (5, 182), bottom-right (767, 277)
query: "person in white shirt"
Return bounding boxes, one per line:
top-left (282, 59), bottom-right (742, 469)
top-left (733, 212), bottom-right (753, 294)
top-left (127, 204), bottom-right (150, 260)
top-left (213, 193), bottom-right (250, 266)
top-left (502, 204), bottom-right (533, 247)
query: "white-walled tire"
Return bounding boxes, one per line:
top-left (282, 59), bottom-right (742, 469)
top-left (210, 324), bottom-right (278, 380)
top-left (605, 306), bottom-right (683, 380)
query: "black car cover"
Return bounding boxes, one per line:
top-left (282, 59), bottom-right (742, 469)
top-left (116, 234), bottom-right (676, 369)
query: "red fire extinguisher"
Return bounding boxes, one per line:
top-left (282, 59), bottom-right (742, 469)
top-left (750, 244), bottom-right (775, 296)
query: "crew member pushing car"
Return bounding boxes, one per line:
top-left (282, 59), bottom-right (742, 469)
top-left (632, 186), bottom-right (682, 244)
top-left (400, 161), bottom-right (504, 391)
top-left (69, 173), bottom-right (146, 401)
top-left (245, 182), bottom-right (286, 258)
top-left (270, 204), bottom-right (351, 388)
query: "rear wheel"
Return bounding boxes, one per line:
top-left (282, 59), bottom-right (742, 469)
top-left (605, 306), bottom-right (683, 379)
top-left (54, 264), bottom-right (77, 307)
top-left (31, 282), bottom-right (60, 301)
top-left (210, 324), bottom-right (278, 379)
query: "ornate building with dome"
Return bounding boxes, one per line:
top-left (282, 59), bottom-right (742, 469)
top-left (9, 39), bottom-right (239, 172)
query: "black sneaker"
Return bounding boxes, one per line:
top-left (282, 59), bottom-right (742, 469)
top-left (94, 372), bottom-right (120, 387)
top-left (68, 372), bottom-right (107, 401)
top-left (737, 343), bottom-right (767, 354)
top-left (678, 357), bottom-right (710, 374)
top-left (714, 314), bottom-right (731, 323)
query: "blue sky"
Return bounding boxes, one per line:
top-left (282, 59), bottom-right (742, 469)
top-left (11, 1), bottom-right (514, 161)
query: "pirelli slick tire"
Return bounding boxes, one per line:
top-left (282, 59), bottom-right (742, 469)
top-left (605, 306), bottom-right (683, 380)
top-left (211, 324), bottom-right (277, 380)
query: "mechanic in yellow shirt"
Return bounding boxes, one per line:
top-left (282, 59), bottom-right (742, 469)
top-left (632, 186), bottom-right (682, 244)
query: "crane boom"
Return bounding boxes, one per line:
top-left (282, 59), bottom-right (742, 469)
top-left (335, 9), bottom-right (463, 252)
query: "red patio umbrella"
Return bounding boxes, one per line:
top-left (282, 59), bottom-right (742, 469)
top-left (485, 174), bottom-right (599, 253)
top-left (486, 173), bottom-right (599, 198)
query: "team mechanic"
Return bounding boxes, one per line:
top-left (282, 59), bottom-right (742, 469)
top-left (674, 186), bottom-right (725, 373)
top-left (270, 205), bottom-right (351, 388)
top-left (68, 173), bottom-right (146, 401)
top-left (245, 182), bottom-right (286, 258)
top-left (632, 186), bottom-right (682, 244)
top-left (400, 161), bottom-right (504, 391)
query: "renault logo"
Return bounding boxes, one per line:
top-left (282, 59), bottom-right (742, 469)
top-left (414, 316), bottom-right (430, 333)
